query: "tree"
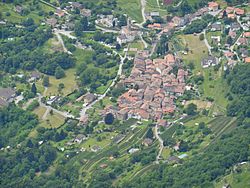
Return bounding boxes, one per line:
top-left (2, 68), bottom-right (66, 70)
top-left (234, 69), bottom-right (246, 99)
top-left (104, 113), bottom-right (114, 125)
top-left (31, 83), bottom-right (37, 95)
top-left (43, 76), bottom-right (50, 87)
top-left (185, 103), bottom-right (197, 115)
top-left (145, 128), bottom-right (154, 139)
top-left (55, 66), bottom-right (65, 79)
top-left (199, 33), bottom-right (204, 41)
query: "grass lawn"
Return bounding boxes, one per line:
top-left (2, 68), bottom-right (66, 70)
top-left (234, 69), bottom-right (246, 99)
top-left (0, 1), bottom-right (55, 24)
top-left (81, 132), bottom-right (117, 151)
top-left (145, 0), bottom-right (168, 16)
top-left (130, 41), bottom-right (144, 50)
top-left (33, 106), bottom-right (47, 119)
top-left (117, 0), bottom-right (143, 23)
top-left (185, 100), bottom-right (212, 109)
top-left (178, 34), bottom-right (209, 73)
top-left (41, 68), bottom-right (77, 97)
top-left (184, 115), bottom-right (214, 127)
top-left (161, 148), bottom-right (171, 159)
top-left (40, 112), bottom-right (65, 129)
top-left (178, 34), bottom-right (229, 108)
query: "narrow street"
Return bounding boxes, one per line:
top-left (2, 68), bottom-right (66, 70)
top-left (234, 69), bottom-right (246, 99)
top-left (154, 124), bottom-right (164, 163)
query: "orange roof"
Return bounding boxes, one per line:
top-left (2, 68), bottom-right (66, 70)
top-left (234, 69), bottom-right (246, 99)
top-left (245, 57), bottom-right (250, 63)
top-left (244, 32), bottom-right (250, 38)
top-left (224, 51), bottom-right (234, 57)
top-left (226, 7), bottom-right (234, 13)
top-left (235, 8), bottom-right (245, 15)
top-left (228, 13), bottom-right (235, 19)
top-left (148, 23), bottom-right (162, 29)
top-left (208, 2), bottom-right (219, 8)
top-left (164, 54), bottom-right (175, 63)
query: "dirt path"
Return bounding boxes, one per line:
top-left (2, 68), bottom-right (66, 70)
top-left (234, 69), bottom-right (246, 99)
top-left (154, 124), bottom-right (164, 163)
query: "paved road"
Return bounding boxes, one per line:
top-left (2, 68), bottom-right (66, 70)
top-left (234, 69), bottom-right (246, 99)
top-left (79, 52), bottom-right (127, 118)
top-left (154, 124), bottom-right (164, 163)
top-left (203, 29), bottom-right (212, 55)
top-left (139, 33), bottom-right (148, 49)
top-left (54, 32), bottom-right (72, 54)
top-left (37, 93), bottom-right (75, 119)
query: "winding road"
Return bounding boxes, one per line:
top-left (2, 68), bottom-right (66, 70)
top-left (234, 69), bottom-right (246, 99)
top-left (154, 124), bottom-right (164, 163)
top-left (79, 52), bottom-right (127, 118)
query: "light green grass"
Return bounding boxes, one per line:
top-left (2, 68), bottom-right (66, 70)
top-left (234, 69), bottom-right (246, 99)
top-left (40, 112), bottom-right (65, 128)
top-left (33, 106), bottom-right (47, 119)
top-left (117, 0), bottom-right (143, 23)
top-left (145, 0), bottom-right (168, 16)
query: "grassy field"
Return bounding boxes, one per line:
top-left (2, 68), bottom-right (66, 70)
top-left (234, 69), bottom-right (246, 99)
top-left (40, 68), bottom-right (77, 97)
top-left (117, 0), bottom-right (143, 23)
top-left (178, 34), bottom-right (208, 73)
top-left (145, 0), bottom-right (168, 16)
top-left (33, 106), bottom-right (47, 119)
top-left (0, 1), bottom-right (55, 24)
top-left (177, 34), bottom-right (229, 108)
top-left (40, 112), bottom-right (65, 129)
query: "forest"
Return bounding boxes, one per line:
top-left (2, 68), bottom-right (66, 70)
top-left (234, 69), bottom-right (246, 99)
top-left (0, 20), bottom-right (75, 76)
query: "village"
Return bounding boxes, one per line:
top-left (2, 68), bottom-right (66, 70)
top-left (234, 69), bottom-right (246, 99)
top-left (0, 0), bottom-right (250, 186)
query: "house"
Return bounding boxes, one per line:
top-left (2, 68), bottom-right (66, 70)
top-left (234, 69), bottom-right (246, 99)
top-left (70, 2), bottom-right (83, 9)
top-left (201, 56), bottom-right (218, 68)
top-left (46, 18), bottom-right (58, 27)
top-left (157, 119), bottom-right (168, 127)
top-left (0, 88), bottom-right (16, 104)
top-left (208, 2), bottom-right (219, 12)
top-left (230, 22), bottom-right (241, 31)
top-left (237, 38), bottom-right (248, 46)
top-left (95, 15), bottom-right (114, 28)
top-left (83, 93), bottom-right (96, 105)
top-left (150, 12), bottom-right (160, 17)
top-left (239, 48), bottom-right (248, 58)
top-left (172, 16), bottom-right (182, 27)
top-left (74, 134), bottom-right (87, 143)
top-left (29, 71), bottom-right (41, 82)
top-left (210, 22), bottom-right (222, 31)
top-left (117, 34), bottom-right (128, 44)
top-left (228, 13), bottom-right (236, 19)
top-left (80, 9), bottom-right (91, 17)
top-left (235, 8), bottom-right (245, 16)
top-left (211, 36), bottom-right (220, 44)
top-left (224, 51), bottom-right (234, 58)
top-left (178, 153), bottom-right (188, 159)
top-left (15, 5), bottom-right (23, 14)
top-left (226, 7), bottom-right (234, 14)
top-left (147, 23), bottom-right (162, 30)
top-left (91, 145), bottom-right (102, 152)
top-left (80, 114), bottom-right (89, 125)
top-left (128, 148), bottom-right (139, 154)
top-left (47, 96), bottom-right (59, 105)
top-left (168, 156), bottom-right (181, 164)
top-left (245, 57), bottom-right (250, 63)
top-left (142, 138), bottom-right (153, 146)
top-left (55, 9), bottom-right (65, 17)
top-left (229, 30), bottom-right (237, 38)
top-left (243, 32), bottom-right (250, 38)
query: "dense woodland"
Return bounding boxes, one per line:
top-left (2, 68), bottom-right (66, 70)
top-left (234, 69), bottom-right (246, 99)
top-left (226, 64), bottom-right (250, 120)
top-left (0, 20), bottom-right (75, 76)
